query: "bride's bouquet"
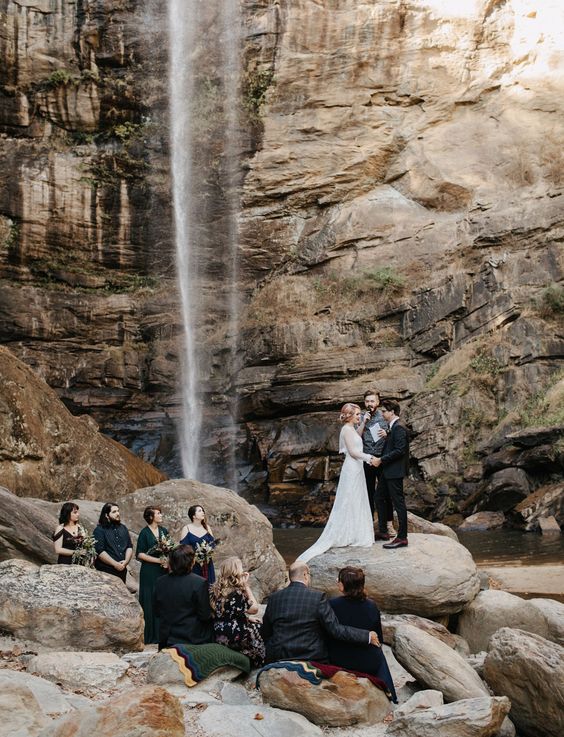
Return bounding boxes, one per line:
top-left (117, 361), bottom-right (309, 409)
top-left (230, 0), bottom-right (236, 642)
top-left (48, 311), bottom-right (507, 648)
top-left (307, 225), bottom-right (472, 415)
top-left (71, 525), bottom-right (97, 567)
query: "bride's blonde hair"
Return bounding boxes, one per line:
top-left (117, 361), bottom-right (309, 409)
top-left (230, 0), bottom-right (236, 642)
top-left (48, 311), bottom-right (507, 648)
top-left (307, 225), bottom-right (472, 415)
top-left (210, 556), bottom-right (245, 616)
top-left (339, 403), bottom-right (360, 423)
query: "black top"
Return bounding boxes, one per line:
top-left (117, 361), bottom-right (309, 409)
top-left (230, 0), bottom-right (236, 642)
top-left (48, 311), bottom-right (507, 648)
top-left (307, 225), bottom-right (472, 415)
top-left (93, 523), bottom-right (132, 566)
top-left (55, 528), bottom-right (82, 565)
top-left (153, 572), bottom-right (213, 650)
top-left (261, 581), bottom-right (369, 663)
top-left (328, 595), bottom-right (397, 702)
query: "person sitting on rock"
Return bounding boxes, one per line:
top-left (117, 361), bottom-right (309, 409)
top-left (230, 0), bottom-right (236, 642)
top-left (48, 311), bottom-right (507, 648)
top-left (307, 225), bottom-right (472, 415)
top-left (93, 502), bottom-right (133, 583)
top-left (210, 556), bottom-right (265, 667)
top-left (328, 566), bottom-right (397, 709)
top-left (261, 560), bottom-right (380, 663)
top-left (153, 544), bottom-right (213, 650)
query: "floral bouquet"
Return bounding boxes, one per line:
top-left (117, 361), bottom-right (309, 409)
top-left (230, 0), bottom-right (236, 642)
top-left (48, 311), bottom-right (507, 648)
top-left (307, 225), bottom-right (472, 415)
top-left (71, 525), bottom-right (97, 567)
top-left (149, 533), bottom-right (178, 561)
top-left (194, 539), bottom-right (217, 566)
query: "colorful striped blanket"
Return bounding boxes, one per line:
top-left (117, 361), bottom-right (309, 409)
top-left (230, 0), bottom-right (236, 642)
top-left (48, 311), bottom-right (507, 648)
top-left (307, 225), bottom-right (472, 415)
top-left (256, 660), bottom-right (391, 699)
top-left (163, 643), bottom-right (251, 687)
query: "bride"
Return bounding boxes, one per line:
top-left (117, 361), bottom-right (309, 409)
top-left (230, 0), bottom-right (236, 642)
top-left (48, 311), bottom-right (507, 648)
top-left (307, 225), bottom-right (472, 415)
top-left (298, 403), bottom-right (377, 563)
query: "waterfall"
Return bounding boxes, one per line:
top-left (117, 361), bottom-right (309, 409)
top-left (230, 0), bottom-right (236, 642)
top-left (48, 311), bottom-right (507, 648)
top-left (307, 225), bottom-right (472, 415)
top-left (168, 0), bottom-right (242, 483)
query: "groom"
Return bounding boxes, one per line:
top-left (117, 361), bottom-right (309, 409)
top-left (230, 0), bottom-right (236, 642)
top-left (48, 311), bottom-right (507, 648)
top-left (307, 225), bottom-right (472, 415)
top-left (373, 400), bottom-right (409, 549)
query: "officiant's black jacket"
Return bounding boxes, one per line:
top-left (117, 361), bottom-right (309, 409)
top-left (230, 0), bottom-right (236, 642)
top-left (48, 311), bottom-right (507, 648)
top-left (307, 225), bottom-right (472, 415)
top-left (261, 581), bottom-right (370, 663)
top-left (153, 571), bottom-right (213, 650)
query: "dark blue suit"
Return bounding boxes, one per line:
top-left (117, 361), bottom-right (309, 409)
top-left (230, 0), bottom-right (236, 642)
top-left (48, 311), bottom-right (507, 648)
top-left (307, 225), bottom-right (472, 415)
top-left (376, 420), bottom-right (409, 538)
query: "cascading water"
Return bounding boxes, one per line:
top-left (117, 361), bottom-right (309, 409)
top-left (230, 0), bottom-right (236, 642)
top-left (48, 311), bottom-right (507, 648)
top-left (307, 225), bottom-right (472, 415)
top-left (168, 0), bottom-right (242, 483)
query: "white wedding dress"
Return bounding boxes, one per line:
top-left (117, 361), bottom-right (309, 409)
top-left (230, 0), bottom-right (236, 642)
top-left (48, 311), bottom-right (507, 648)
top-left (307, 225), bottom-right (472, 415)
top-left (298, 424), bottom-right (375, 563)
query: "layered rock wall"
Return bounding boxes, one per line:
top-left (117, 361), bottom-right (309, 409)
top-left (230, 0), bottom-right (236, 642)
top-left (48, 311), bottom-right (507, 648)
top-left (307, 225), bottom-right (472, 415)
top-left (0, 1), bottom-right (562, 521)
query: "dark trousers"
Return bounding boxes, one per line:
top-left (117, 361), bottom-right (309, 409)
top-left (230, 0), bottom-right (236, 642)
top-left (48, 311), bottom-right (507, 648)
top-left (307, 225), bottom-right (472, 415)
top-left (375, 475), bottom-right (407, 539)
top-left (366, 464), bottom-right (393, 523)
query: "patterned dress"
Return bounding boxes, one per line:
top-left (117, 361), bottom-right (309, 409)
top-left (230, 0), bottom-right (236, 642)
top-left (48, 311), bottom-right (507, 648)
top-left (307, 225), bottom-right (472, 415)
top-left (213, 590), bottom-right (265, 667)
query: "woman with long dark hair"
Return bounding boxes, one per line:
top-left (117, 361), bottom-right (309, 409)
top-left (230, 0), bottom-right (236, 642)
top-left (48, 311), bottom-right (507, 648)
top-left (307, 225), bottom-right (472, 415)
top-left (179, 504), bottom-right (217, 584)
top-left (53, 502), bottom-right (82, 564)
top-left (329, 566), bottom-right (397, 710)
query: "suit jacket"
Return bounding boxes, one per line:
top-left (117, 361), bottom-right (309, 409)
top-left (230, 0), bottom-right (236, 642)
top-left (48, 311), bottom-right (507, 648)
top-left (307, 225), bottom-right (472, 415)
top-left (153, 572), bottom-right (213, 650)
top-left (380, 420), bottom-right (409, 479)
top-left (261, 581), bottom-right (370, 663)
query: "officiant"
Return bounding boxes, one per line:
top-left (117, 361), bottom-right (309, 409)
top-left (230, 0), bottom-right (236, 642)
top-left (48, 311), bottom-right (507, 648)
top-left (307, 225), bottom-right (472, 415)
top-left (357, 389), bottom-right (394, 538)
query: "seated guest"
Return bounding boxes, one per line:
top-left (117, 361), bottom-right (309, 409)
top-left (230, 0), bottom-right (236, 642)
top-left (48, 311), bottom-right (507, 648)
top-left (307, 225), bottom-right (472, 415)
top-left (329, 566), bottom-right (397, 704)
top-left (210, 557), bottom-right (265, 667)
top-left (261, 560), bottom-right (380, 663)
top-left (153, 544), bottom-right (213, 650)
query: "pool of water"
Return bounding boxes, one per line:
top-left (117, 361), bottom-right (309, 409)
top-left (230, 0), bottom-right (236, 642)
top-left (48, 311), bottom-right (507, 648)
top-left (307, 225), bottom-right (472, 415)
top-left (273, 527), bottom-right (564, 568)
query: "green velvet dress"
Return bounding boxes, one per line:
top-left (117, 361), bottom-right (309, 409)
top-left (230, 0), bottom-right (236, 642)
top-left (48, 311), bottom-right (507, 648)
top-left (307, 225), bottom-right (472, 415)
top-left (136, 525), bottom-right (168, 644)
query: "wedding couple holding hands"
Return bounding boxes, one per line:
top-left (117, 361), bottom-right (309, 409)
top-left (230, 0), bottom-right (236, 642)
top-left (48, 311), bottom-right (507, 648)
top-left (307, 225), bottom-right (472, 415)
top-left (299, 390), bottom-right (409, 563)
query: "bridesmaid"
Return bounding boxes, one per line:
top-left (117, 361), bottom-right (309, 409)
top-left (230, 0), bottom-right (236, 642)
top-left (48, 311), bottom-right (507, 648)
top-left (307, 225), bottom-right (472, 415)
top-left (53, 502), bottom-right (82, 564)
top-left (136, 506), bottom-right (169, 644)
top-left (179, 504), bottom-right (216, 584)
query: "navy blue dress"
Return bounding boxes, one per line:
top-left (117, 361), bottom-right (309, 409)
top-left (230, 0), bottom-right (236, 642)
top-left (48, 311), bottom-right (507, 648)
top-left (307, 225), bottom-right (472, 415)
top-left (179, 530), bottom-right (216, 584)
top-left (328, 596), bottom-right (397, 702)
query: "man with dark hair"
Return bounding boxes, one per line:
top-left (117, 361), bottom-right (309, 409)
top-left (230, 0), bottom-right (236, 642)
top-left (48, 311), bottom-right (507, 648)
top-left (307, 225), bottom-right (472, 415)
top-left (93, 503), bottom-right (133, 582)
top-left (357, 389), bottom-right (394, 537)
top-left (153, 544), bottom-right (213, 650)
top-left (373, 400), bottom-right (410, 549)
top-left (261, 561), bottom-right (380, 663)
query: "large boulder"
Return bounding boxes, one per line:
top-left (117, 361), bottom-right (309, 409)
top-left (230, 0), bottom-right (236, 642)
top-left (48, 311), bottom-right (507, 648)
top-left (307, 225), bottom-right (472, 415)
top-left (0, 671), bottom-right (78, 717)
top-left (0, 487), bottom-right (57, 565)
top-left (457, 590), bottom-right (551, 652)
top-left (258, 666), bottom-right (391, 726)
top-left (458, 512), bottom-right (505, 531)
top-left (117, 479), bottom-right (286, 601)
top-left (528, 597), bottom-right (564, 646)
top-left (393, 624), bottom-right (489, 702)
top-left (407, 511), bottom-right (459, 540)
top-left (513, 483), bottom-right (564, 531)
top-left (0, 678), bottom-right (49, 737)
top-left (386, 696), bottom-right (511, 737)
top-left (195, 704), bottom-right (323, 737)
top-left (307, 534), bottom-right (480, 617)
top-left (484, 628), bottom-right (564, 737)
top-left (38, 685), bottom-right (184, 737)
top-left (382, 612), bottom-right (465, 652)
top-left (0, 346), bottom-right (165, 501)
top-left (27, 652), bottom-right (130, 694)
top-left (0, 559), bottom-right (144, 651)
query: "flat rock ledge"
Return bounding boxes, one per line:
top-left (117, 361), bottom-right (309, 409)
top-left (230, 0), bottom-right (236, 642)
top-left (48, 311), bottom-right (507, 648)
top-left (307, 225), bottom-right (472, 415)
top-left (386, 696), bottom-right (511, 737)
top-left (307, 533), bottom-right (480, 617)
top-left (258, 666), bottom-right (391, 726)
top-left (0, 559), bottom-right (144, 652)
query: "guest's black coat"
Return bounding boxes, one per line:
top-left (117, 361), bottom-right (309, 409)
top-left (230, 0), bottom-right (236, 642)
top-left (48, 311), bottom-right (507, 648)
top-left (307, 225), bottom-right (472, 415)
top-left (153, 571), bottom-right (213, 650)
top-left (379, 421), bottom-right (409, 478)
top-left (328, 595), bottom-right (397, 702)
top-left (261, 581), bottom-right (369, 663)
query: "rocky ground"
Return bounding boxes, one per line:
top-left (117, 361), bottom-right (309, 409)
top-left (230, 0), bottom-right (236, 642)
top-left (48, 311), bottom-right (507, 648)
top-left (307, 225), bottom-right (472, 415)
top-left (1, 475), bottom-right (563, 737)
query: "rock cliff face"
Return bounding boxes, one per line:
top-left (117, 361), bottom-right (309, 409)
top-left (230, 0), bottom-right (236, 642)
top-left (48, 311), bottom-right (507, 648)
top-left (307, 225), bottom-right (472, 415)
top-left (0, 1), bottom-right (562, 522)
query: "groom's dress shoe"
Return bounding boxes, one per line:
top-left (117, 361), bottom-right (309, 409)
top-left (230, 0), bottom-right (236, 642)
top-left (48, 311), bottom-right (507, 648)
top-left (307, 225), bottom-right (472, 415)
top-left (374, 532), bottom-right (391, 541)
top-left (383, 537), bottom-right (408, 549)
